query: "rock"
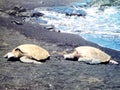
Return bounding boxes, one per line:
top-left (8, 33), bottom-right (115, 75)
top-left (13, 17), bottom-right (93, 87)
top-left (5, 10), bottom-right (17, 16)
top-left (99, 4), bottom-right (112, 11)
top-left (16, 11), bottom-right (32, 17)
top-left (5, 5), bottom-right (27, 16)
top-left (11, 21), bottom-right (23, 25)
top-left (44, 25), bottom-right (61, 32)
top-left (31, 12), bottom-right (44, 17)
top-left (13, 5), bottom-right (21, 11)
top-left (66, 9), bottom-right (87, 16)
top-left (13, 5), bottom-right (27, 12)
top-left (5, 6), bottom-right (44, 17)
top-left (48, 7), bottom-right (86, 17)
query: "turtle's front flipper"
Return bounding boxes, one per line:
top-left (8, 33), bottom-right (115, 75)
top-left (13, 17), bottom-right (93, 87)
top-left (20, 56), bottom-right (42, 64)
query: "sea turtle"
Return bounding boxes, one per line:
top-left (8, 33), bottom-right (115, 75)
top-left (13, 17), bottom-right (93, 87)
top-left (64, 46), bottom-right (118, 64)
top-left (4, 44), bottom-right (50, 64)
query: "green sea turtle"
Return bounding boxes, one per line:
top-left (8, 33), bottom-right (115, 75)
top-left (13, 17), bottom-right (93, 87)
top-left (64, 46), bottom-right (118, 64)
top-left (4, 44), bottom-right (50, 64)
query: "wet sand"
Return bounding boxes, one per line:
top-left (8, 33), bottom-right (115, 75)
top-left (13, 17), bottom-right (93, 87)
top-left (0, 0), bottom-right (120, 90)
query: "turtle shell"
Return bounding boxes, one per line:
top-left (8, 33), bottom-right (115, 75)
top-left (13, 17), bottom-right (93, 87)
top-left (13, 44), bottom-right (50, 61)
top-left (75, 46), bottom-right (111, 63)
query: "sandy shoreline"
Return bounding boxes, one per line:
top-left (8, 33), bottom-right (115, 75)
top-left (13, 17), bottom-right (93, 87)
top-left (0, 0), bottom-right (120, 90)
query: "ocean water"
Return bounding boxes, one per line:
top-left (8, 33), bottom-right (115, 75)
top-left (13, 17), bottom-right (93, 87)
top-left (27, 4), bottom-right (120, 51)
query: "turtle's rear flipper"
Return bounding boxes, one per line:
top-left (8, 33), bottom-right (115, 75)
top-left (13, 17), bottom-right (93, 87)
top-left (109, 60), bottom-right (119, 64)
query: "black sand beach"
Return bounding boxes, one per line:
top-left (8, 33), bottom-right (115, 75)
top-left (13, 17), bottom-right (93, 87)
top-left (0, 0), bottom-right (120, 90)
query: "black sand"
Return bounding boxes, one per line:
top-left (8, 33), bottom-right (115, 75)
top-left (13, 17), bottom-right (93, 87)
top-left (0, 0), bottom-right (120, 90)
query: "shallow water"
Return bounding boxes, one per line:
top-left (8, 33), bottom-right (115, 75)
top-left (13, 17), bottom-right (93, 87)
top-left (27, 4), bottom-right (120, 51)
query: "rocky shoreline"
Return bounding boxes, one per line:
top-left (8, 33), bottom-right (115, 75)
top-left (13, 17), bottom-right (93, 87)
top-left (0, 0), bottom-right (120, 90)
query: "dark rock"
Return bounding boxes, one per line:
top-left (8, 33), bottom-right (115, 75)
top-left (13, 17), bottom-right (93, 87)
top-left (11, 20), bottom-right (23, 25)
top-left (99, 4), bottom-right (112, 11)
top-left (18, 7), bottom-right (27, 12)
top-left (13, 5), bottom-right (27, 12)
top-left (48, 7), bottom-right (86, 17)
top-left (16, 11), bottom-right (32, 17)
top-left (13, 5), bottom-right (21, 11)
top-left (66, 9), bottom-right (87, 16)
top-left (5, 10), bottom-right (17, 16)
top-left (5, 5), bottom-right (27, 16)
top-left (31, 12), bottom-right (44, 17)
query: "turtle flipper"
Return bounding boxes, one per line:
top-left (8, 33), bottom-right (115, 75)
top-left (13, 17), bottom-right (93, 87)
top-left (109, 59), bottom-right (119, 64)
top-left (78, 58), bottom-right (101, 64)
top-left (20, 56), bottom-right (42, 64)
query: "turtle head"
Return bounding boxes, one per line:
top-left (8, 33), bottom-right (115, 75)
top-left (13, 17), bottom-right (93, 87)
top-left (64, 50), bottom-right (80, 61)
top-left (64, 53), bottom-right (75, 59)
top-left (4, 48), bottom-right (24, 59)
top-left (4, 52), bottom-right (15, 59)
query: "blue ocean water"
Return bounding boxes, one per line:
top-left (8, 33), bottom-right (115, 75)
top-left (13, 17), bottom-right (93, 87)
top-left (26, 4), bottom-right (120, 51)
